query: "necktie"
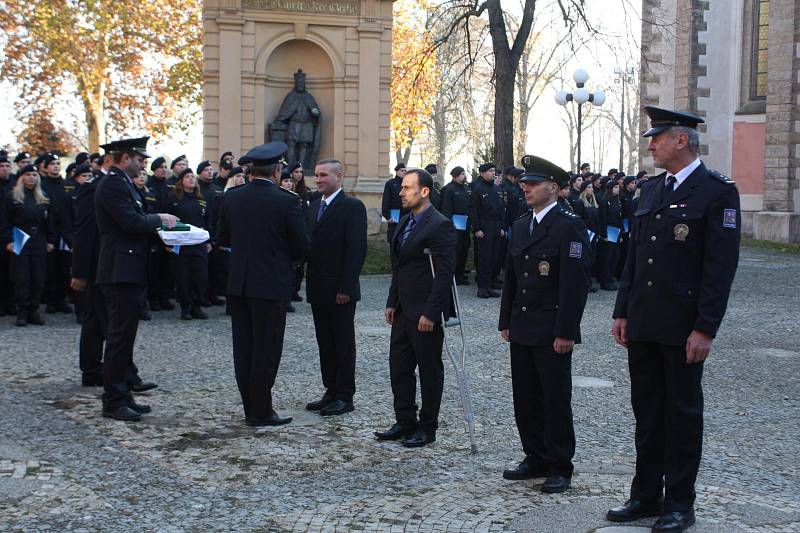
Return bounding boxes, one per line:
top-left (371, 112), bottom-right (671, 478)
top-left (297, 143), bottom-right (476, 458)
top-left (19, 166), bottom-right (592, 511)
top-left (316, 200), bottom-right (327, 222)
top-left (400, 215), bottom-right (416, 247)
top-left (529, 216), bottom-right (538, 235)
top-left (664, 175), bottom-right (676, 194)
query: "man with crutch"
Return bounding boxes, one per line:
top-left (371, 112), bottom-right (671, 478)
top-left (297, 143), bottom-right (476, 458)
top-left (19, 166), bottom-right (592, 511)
top-left (376, 168), bottom-right (456, 448)
top-left (499, 155), bottom-right (591, 493)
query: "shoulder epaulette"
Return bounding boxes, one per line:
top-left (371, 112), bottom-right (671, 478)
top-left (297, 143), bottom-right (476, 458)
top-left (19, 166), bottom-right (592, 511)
top-left (279, 187), bottom-right (299, 196)
top-left (198, 199), bottom-right (207, 207)
top-left (516, 211), bottom-right (530, 220)
top-left (710, 170), bottom-right (735, 184)
top-left (558, 208), bottom-right (579, 218)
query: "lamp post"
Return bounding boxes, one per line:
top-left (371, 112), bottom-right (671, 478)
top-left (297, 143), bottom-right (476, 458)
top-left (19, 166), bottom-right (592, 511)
top-left (614, 66), bottom-right (636, 173)
top-left (555, 69), bottom-right (605, 172)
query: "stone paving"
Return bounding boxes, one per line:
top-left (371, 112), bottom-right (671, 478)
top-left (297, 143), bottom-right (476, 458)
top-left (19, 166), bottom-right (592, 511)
top-left (0, 247), bottom-right (798, 532)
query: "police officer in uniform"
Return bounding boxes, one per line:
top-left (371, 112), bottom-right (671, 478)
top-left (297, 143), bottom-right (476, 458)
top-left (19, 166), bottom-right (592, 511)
top-left (145, 156), bottom-right (176, 311)
top-left (440, 166), bottom-right (471, 285)
top-left (499, 155), bottom-right (590, 494)
top-left (196, 160), bottom-right (225, 306)
top-left (216, 142), bottom-right (309, 427)
top-left (607, 107), bottom-right (741, 532)
top-left (94, 137), bottom-right (178, 421)
top-left (381, 163), bottom-right (408, 243)
top-left (468, 162), bottom-right (505, 298)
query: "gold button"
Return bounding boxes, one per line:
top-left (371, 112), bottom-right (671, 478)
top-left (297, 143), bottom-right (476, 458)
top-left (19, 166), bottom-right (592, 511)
top-left (524, 272), bottom-right (529, 277)
top-left (651, 236), bottom-right (657, 242)
top-left (656, 214), bottom-right (661, 220)
top-left (522, 306), bottom-right (527, 312)
top-left (688, 290), bottom-right (693, 295)
top-left (524, 255), bottom-right (529, 260)
top-left (648, 258), bottom-right (654, 264)
top-left (522, 289), bottom-right (527, 294)
top-left (555, 305), bottom-right (559, 309)
top-left (647, 281), bottom-right (653, 287)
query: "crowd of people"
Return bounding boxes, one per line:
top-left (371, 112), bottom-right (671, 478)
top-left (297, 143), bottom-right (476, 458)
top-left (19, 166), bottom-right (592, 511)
top-left (381, 160), bottom-right (651, 298)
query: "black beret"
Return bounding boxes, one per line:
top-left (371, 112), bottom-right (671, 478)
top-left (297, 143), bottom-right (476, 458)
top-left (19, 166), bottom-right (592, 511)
top-left (197, 160), bottom-right (212, 174)
top-left (74, 164), bottom-right (93, 176)
top-left (502, 165), bottom-right (516, 176)
top-left (0, 156), bottom-right (8, 164)
top-left (228, 166), bottom-right (246, 178)
top-left (478, 162), bottom-right (496, 173)
top-left (75, 152), bottom-right (90, 166)
top-left (18, 164), bottom-right (37, 175)
top-left (219, 160), bottom-right (233, 170)
top-left (90, 153), bottom-right (104, 165)
top-left (643, 105), bottom-right (704, 137)
top-left (449, 166), bottom-right (465, 178)
top-left (170, 155), bottom-right (187, 169)
top-left (281, 168), bottom-right (291, 180)
top-left (178, 168), bottom-right (195, 180)
top-left (14, 152), bottom-right (31, 163)
top-left (0, 149), bottom-right (6, 158)
top-left (287, 161), bottom-right (302, 174)
top-left (65, 162), bottom-right (76, 175)
top-left (579, 162), bottom-right (590, 170)
top-left (424, 164), bottom-right (438, 174)
top-left (42, 153), bottom-right (58, 165)
top-left (607, 168), bottom-right (619, 176)
top-left (511, 167), bottom-right (524, 178)
top-left (150, 157), bottom-right (166, 171)
top-left (394, 162), bottom-right (406, 172)
top-left (636, 170), bottom-right (648, 179)
top-left (623, 175), bottom-right (636, 186)
top-left (244, 141), bottom-right (287, 166)
top-left (579, 180), bottom-right (592, 193)
top-left (605, 179), bottom-right (619, 191)
top-left (219, 151), bottom-right (234, 162)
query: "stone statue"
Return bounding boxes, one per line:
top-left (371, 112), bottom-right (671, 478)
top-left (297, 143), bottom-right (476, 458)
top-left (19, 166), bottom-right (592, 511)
top-left (268, 69), bottom-right (321, 173)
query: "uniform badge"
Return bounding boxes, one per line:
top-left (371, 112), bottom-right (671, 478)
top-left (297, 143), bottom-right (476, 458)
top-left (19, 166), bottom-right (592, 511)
top-left (569, 242), bottom-right (582, 258)
top-left (723, 209), bottom-right (737, 228)
top-left (538, 260), bottom-right (550, 276)
top-left (674, 223), bottom-right (690, 241)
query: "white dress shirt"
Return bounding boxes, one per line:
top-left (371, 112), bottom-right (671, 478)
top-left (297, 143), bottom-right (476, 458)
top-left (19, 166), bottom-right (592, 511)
top-left (665, 158), bottom-right (701, 191)
top-left (529, 201), bottom-right (558, 234)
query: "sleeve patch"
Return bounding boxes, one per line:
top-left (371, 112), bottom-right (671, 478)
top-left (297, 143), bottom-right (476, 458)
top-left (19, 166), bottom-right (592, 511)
top-left (569, 242), bottom-right (583, 258)
top-left (723, 209), bottom-right (737, 228)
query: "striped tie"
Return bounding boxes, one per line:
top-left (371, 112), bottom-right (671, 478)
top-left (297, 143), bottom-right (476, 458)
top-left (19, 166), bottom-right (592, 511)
top-left (400, 215), bottom-right (416, 247)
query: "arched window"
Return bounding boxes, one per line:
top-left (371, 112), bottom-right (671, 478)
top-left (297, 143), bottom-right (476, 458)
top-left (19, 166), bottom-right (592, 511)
top-left (750, 0), bottom-right (769, 100)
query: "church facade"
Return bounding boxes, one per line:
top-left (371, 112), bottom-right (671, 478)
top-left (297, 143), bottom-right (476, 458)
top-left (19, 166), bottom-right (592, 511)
top-left (640, 0), bottom-right (800, 242)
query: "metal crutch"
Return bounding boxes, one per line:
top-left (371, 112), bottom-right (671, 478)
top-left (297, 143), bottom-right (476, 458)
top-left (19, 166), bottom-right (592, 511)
top-left (424, 248), bottom-right (478, 454)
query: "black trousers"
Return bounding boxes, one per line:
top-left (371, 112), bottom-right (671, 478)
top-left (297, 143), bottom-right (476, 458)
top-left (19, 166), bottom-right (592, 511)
top-left (495, 234), bottom-right (508, 279)
top-left (207, 248), bottom-right (226, 300)
top-left (510, 343), bottom-right (575, 477)
top-left (13, 251), bottom-right (46, 308)
top-left (389, 310), bottom-right (444, 432)
top-left (79, 280), bottom-right (107, 378)
top-left (628, 342), bottom-right (704, 513)
top-left (0, 249), bottom-right (14, 310)
top-left (599, 240), bottom-right (619, 287)
top-left (176, 247), bottom-right (208, 306)
top-left (454, 229), bottom-right (470, 280)
top-left (229, 295), bottom-right (286, 420)
top-left (148, 247), bottom-right (175, 303)
top-left (99, 283), bottom-right (146, 410)
top-left (292, 263), bottom-right (304, 295)
top-left (45, 249), bottom-right (70, 305)
top-left (473, 220), bottom-right (499, 289)
top-left (311, 302), bottom-right (357, 402)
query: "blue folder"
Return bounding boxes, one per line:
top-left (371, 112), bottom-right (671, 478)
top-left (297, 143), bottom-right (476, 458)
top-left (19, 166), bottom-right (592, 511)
top-left (59, 238), bottom-right (71, 252)
top-left (452, 214), bottom-right (468, 231)
top-left (12, 227), bottom-right (30, 255)
top-left (607, 226), bottom-right (621, 243)
top-left (389, 209), bottom-right (400, 223)
top-left (622, 218), bottom-right (630, 232)
top-left (586, 229), bottom-right (596, 242)
top-left (172, 245), bottom-right (181, 254)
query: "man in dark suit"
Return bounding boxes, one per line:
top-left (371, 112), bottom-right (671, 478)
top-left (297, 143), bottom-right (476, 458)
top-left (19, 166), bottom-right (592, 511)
top-left (216, 142), bottom-right (310, 427)
top-left (304, 158), bottom-right (367, 416)
top-left (94, 137), bottom-right (178, 421)
top-left (498, 155), bottom-right (591, 494)
top-left (375, 168), bottom-right (456, 448)
top-left (608, 107), bottom-right (741, 532)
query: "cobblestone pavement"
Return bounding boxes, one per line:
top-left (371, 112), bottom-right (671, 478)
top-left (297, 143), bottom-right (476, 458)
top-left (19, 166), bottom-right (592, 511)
top-left (0, 247), bottom-right (798, 532)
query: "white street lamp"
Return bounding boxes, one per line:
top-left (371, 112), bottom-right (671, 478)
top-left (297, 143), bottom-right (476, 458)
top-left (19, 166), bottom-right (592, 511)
top-left (555, 68), bottom-right (605, 171)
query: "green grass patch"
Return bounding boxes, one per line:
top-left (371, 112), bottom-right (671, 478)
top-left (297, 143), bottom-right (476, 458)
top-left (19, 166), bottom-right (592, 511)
top-left (742, 236), bottom-right (800, 254)
top-left (363, 235), bottom-right (392, 275)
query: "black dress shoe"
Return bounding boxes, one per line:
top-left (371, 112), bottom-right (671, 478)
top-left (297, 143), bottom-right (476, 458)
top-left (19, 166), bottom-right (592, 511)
top-left (81, 374), bottom-right (104, 387)
top-left (45, 303), bottom-right (57, 314)
top-left (181, 307), bottom-right (192, 320)
top-left (292, 292), bottom-right (303, 302)
top-left (139, 308), bottom-right (152, 321)
top-left (456, 277), bottom-right (469, 286)
top-left (246, 412), bottom-right (293, 427)
top-left (191, 305), bottom-right (208, 319)
top-left (209, 296), bottom-right (225, 306)
top-left (502, 459), bottom-right (548, 480)
top-left (131, 381), bottom-right (157, 393)
top-left (285, 303), bottom-right (296, 313)
top-left (477, 288), bottom-right (491, 298)
top-left (160, 299), bottom-right (175, 311)
top-left (402, 429), bottom-right (436, 448)
top-left (102, 405), bottom-right (142, 422)
top-left (306, 395), bottom-right (334, 411)
top-left (128, 400), bottom-right (152, 413)
top-left (541, 475), bottom-right (571, 493)
top-left (200, 299), bottom-right (211, 308)
top-left (56, 301), bottom-right (73, 313)
top-left (320, 400), bottom-right (354, 416)
top-left (149, 300), bottom-right (161, 311)
top-left (606, 499), bottom-right (664, 522)
top-left (491, 280), bottom-right (503, 290)
top-left (15, 310), bottom-right (27, 327)
top-left (488, 288), bottom-right (500, 298)
top-left (374, 423), bottom-right (417, 441)
top-left (27, 309), bottom-right (45, 325)
top-left (652, 511), bottom-right (695, 532)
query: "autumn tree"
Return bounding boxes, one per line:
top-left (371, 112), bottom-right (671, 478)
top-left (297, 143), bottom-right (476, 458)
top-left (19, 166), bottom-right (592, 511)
top-left (16, 109), bottom-right (81, 156)
top-left (0, 0), bottom-right (202, 151)
top-left (391, 0), bottom-right (441, 165)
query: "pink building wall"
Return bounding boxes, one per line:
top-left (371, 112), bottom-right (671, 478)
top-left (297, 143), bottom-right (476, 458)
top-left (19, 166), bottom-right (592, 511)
top-left (731, 122), bottom-right (765, 195)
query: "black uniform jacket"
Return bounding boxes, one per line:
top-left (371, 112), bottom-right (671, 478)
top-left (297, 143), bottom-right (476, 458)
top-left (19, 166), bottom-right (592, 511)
top-left (168, 192), bottom-right (209, 254)
top-left (381, 176), bottom-right (407, 221)
top-left (499, 207), bottom-right (591, 346)
top-left (94, 167), bottom-right (162, 285)
top-left (1, 190), bottom-right (56, 254)
top-left (305, 191), bottom-right (368, 305)
top-left (613, 162), bottom-right (741, 344)
top-left (71, 177), bottom-right (102, 280)
top-left (468, 178), bottom-right (505, 234)
top-left (386, 206), bottom-right (457, 323)
top-left (440, 181), bottom-right (471, 221)
top-left (216, 178), bottom-right (309, 302)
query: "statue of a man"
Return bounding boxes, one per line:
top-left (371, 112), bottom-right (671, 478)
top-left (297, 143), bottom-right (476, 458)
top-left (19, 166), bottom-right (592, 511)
top-left (271, 69), bottom-right (321, 171)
